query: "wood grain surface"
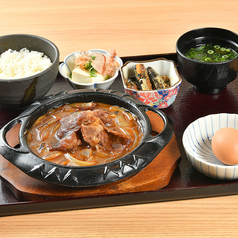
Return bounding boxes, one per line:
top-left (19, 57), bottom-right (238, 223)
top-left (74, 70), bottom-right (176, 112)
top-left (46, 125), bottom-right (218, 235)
top-left (1, 0), bottom-right (238, 237)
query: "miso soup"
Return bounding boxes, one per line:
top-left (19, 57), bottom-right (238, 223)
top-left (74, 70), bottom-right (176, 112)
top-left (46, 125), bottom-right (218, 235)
top-left (185, 44), bottom-right (238, 63)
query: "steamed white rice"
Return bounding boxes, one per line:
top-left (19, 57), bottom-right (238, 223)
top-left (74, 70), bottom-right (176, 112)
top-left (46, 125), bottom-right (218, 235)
top-left (0, 48), bottom-right (52, 79)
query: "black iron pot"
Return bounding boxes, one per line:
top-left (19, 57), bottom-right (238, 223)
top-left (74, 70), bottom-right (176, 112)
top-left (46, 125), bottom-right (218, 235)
top-left (0, 89), bottom-right (174, 187)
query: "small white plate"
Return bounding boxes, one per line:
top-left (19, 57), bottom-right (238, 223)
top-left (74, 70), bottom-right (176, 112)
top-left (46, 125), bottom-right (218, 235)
top-left (183, 113), bottom-right (238, 180)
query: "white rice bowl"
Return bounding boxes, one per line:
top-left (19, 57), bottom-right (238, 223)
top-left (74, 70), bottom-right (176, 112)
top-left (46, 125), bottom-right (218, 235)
top-left (0, 48), bottom-right (52, 79)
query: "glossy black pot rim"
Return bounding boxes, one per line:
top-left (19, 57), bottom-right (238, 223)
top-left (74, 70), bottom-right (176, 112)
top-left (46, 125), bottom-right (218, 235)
top-left (0, 89), bottom-right (174, 187)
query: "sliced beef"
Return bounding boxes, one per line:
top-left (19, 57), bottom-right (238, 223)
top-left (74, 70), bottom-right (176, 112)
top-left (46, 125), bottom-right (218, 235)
top-left (51, 109), bottom-right (129, 152)
top-left (93, 109), bottom-right (130, 139)
top-left (49, 132), bottom-right (81, 152)
top-left (56, 111), bottom-right (86, 139)
top-left (81, 113), bottom-right (113, 150)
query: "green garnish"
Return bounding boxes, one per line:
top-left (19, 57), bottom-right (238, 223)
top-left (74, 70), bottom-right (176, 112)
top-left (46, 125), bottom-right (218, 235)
top-left (105, 75), bottom-right (110, 80)
top-left (207, 50), bottom-right (214, 55)
top-left (89, 67), bottom-right (97, 77)
top-left (84, 55), bottom-right (98, 77)
top-left (84, 61), bottom-right (92, 70)
top-left (205, 57), bottom-right (211, 62)
top-left (222, 55), bottom-right (228, 59)
top-left (185, 44), bottom-right (238, 63)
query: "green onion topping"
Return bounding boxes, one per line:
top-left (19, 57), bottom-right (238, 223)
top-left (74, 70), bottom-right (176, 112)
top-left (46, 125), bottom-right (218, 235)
top-left (185, 44), bottom-right (238, 63)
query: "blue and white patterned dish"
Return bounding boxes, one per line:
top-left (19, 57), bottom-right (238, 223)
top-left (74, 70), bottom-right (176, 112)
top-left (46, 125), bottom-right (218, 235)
top-left (183, 113), bottom-right (238, 180)
top-left (59, 49), bottom-right (123, 90)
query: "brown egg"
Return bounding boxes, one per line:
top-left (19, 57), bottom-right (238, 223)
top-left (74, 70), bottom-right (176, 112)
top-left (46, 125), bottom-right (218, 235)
top-left (212, 127), bottom-right (238, 165)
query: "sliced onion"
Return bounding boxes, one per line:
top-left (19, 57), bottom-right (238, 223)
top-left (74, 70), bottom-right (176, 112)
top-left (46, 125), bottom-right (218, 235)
top-left (78, 148), bottom-right (93, 158)
top-left (51, 123), bottom-right (61, 137)
top-left (109, 105), bottom-right (125, 112)
top-left (65, 153), bottom-right (97, 166)
top-left (115, 114), bottom-right (131, 127)
top-left (123, 111), bottom-right (136, 121)
top-left (34, 115), bottom-right (47, 126)
top-left (43, 151), bottom-right (63, 161)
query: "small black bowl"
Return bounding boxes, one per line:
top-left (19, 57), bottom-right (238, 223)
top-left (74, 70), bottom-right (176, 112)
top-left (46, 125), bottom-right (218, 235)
top-left (0, 89), bottom-right (174, 187)
top-left (0, 34), bottom-right (59, 109)
top-left (176, 27), bottom-right (238, 94)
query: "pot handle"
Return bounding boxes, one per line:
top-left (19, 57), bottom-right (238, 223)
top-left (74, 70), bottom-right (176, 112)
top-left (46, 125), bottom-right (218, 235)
top-left (0, 115), bottom-right (31, 154)
top-left (138, 104), bottom-right (174, 149)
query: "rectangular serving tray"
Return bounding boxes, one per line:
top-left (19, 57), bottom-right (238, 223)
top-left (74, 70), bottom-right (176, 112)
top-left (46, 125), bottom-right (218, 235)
top-left (1, 53), bottom-right (238, 217)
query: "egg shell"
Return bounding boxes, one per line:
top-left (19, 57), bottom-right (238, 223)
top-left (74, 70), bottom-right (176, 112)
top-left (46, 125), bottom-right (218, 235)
top-left (212, 127), bottom-right (238, 165)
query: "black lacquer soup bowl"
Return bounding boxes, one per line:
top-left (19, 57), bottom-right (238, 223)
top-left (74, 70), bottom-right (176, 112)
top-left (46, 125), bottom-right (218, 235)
top-left (0, 89), bottom-right (174, 187)
top-left (176, 27), bottom-right (238, 94)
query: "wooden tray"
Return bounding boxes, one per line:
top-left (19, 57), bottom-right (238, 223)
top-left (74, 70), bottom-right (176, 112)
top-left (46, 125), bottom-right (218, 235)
top-left (1, 53), bottom-right (238, 217)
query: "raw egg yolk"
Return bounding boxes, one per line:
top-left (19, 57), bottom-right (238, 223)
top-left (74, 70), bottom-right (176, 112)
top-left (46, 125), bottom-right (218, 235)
top-left (212, 127), bottom-right (238, 165)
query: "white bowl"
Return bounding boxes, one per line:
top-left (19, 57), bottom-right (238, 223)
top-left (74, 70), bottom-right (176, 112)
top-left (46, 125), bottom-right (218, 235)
top-left (120, 58), bottom-right (182, 109)
top-left (183, 113), bottom-right (238, 180)
top-left (59, 49), bottom-right (123, 90)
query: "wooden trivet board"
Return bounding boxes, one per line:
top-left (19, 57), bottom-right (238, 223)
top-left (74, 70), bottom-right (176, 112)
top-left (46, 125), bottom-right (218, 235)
top-left (0, 111), bottom-right (181, 201)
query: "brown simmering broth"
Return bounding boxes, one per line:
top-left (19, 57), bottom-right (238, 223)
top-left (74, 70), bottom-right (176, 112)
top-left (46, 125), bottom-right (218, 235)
top-left (27, 102), bottom-right (143, 166)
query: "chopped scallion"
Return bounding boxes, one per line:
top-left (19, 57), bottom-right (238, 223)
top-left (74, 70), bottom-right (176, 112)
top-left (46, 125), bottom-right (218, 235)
top-left (185, 44), bottom-right (238, 63)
